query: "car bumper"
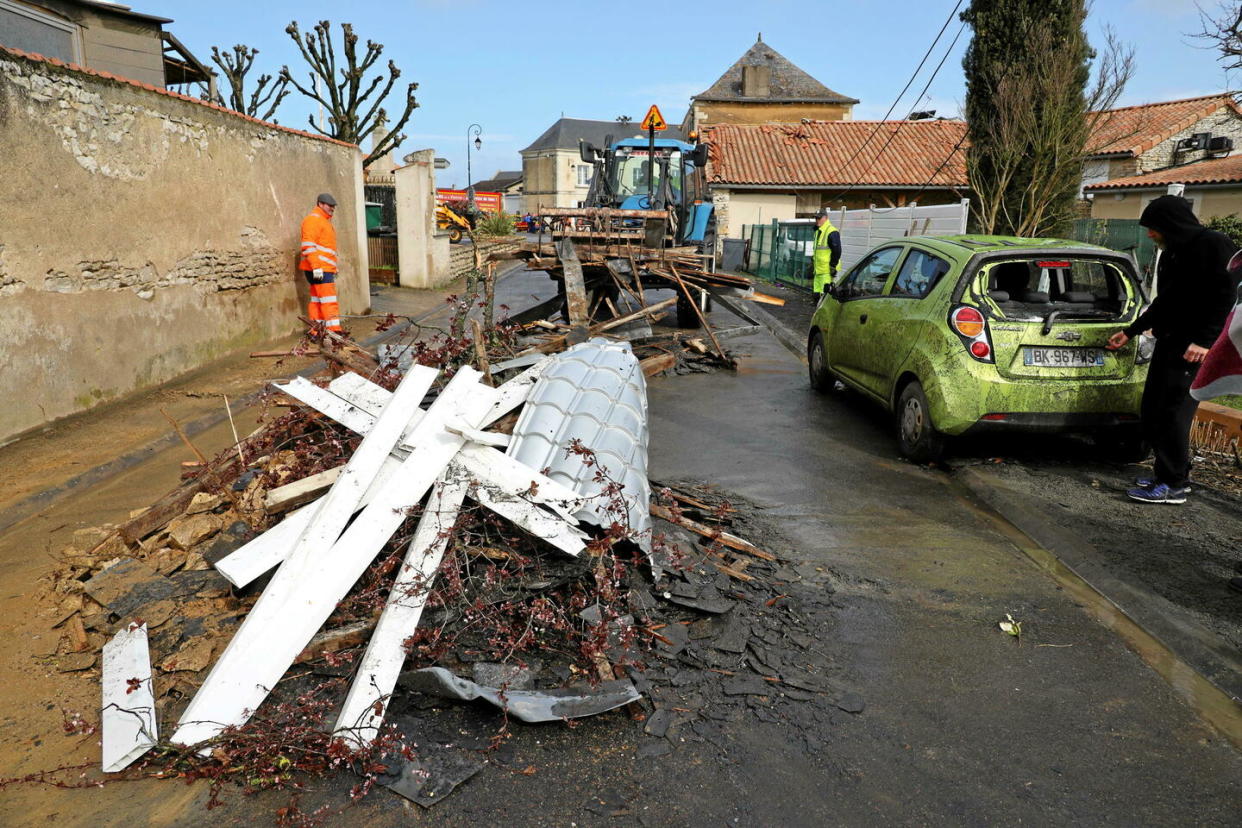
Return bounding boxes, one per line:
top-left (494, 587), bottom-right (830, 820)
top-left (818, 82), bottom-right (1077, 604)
top-left (925, 364), bottom-right (1146, 436)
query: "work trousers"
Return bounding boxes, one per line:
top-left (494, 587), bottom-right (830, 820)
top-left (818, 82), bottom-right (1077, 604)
top-left (303, 271), bottom-right (342, 333)
top-left (1140, 342), bottom-right (1201, 488)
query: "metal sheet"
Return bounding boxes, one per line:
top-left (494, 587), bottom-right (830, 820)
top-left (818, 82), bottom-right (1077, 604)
top-left (400, 666), bottom-right (640, 722)
top-left (507, 339), bottom-right (652, 551)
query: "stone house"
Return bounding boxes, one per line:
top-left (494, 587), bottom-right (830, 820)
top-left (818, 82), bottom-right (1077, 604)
top-left (682, 36), bottom-right (857, 134)
top-left (1085, 153), bottom-right (1242, 220)
top-left (703, 119), bottom-right (968, 242)
top-left (1082, 94), bottom-right (1242, 215)
top-left (471, 170), bottom-right (524, 214)
top-left (0, 0), bottom-right (213, 95)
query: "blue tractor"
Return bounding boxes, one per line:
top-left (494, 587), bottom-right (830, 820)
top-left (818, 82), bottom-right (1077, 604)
top-left (575, 135), bottom-right (715, 247)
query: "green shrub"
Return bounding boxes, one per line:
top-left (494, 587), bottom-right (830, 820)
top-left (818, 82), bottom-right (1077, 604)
top-left (1206, 213), bottom-right (1242, 247)
top-left (474, 211), bottom-right (516, 239)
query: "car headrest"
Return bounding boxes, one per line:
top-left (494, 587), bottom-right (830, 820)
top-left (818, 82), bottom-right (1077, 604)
top-left (1061, 291), bottom-right (1095, 303)
top-left (989, 290), bottom-right (1011, 303)
top-left (1019, 290), bottom-right (1050, 303)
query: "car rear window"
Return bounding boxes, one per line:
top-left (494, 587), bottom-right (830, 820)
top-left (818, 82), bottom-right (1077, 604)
top-left (977, 257), bottom-right (1135, 319)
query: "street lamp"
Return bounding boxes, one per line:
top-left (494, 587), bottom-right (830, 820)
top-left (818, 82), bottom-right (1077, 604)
top-left (466, 123), bottom-right (482, 207)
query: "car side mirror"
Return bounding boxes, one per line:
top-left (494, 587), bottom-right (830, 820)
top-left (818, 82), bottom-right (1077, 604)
top-left (691, 143), bottom-right (710, 167)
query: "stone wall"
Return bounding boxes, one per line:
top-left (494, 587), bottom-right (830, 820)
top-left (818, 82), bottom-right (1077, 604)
top-left (449, 237), bottom-right (524, 279)
top-left (0, 47), bottom-right (367, 443)
top-left (1136, 108), bottom-right (1242, 174)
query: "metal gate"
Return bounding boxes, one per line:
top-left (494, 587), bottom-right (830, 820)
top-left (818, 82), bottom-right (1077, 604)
top-left (1071, 218), bottom-right (1156, 283)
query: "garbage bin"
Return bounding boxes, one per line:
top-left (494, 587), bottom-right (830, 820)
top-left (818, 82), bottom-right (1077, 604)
top-left (365, 202), bottom-right (384, 232)
top-left (720, 237), bottom-right (748, 272)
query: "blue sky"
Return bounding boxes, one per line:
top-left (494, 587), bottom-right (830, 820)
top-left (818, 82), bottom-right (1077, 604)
top-left (162, 0), bottom-right (1235, 188)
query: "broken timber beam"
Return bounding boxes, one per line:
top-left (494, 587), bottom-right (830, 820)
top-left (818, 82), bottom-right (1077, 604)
top-left (556, 238), bottom-right (590, 334)
top-left (649, 503), bottom-right (774, 560)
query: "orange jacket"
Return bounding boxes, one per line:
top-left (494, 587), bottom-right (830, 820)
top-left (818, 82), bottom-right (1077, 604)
top-left (299, 206), bottom-right (338, 273)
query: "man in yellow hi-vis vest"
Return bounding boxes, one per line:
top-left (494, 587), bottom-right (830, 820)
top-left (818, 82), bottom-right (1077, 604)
top-left (812, 207), bottom-right (842, 294)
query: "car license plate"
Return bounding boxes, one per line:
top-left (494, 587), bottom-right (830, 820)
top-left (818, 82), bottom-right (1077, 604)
top-left (1022, 347), bottom-right (1105, 367)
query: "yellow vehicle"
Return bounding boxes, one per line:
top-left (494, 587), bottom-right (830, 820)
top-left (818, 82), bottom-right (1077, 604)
top-left (436, 204), bottom-right (472, 244)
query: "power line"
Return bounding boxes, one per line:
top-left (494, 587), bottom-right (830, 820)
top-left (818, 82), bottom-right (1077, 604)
top-left (831, 20), bottom-right (968, 202)
top-left (820, 0), bottom-right (967, 202)
top-left (909, 128), bottom-right (969, 204)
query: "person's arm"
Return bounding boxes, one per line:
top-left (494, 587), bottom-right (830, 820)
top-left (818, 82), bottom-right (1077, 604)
top-left (828, 230), bottom-right (842, 273)
top-left (1123, 259), bottom-right (1167, 338)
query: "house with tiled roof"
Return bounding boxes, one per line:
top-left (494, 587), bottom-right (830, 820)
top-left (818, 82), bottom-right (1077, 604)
top-left (683, 36), bottom-right (858, 133)
top-left (1081, 94), bottom-right (1242, 218)
top-left (702, 119), bottom-right (968, 242)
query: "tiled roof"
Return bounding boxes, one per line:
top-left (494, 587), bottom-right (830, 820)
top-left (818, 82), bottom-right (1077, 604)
top-left (472, 171), bottom-right (522, 191)
top-left (521, 118), bottom-right (684, 153)
top-left (703, 120), bottom-right (967, 188)
top-left (1088, 94), bottom-right (1239, 158)
top-left (1085, 153), bottom-right (1242, 190)
top-left (695, 38), bottom-right (857, 105)
top-left (0, 45), bottom-right (356, 149)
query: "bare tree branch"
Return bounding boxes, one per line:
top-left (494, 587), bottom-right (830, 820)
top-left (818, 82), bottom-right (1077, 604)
top-left (282, 19), bottom-right (419, 166)
top-left (210, 44), bottom-right (290, 122)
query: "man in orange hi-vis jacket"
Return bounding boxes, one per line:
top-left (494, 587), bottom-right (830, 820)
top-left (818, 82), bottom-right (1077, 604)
top-left (299, 192), bottom-right (342, 336)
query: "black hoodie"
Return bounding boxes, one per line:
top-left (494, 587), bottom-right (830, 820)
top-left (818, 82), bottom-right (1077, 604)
top-left (1123, 195), bottom-right (1239, 349)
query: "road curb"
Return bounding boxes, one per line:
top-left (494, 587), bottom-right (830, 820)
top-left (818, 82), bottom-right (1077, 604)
top-left (952, 465), bottom-right (1242, 749)
top-left (714, 294), bottom-right (808, 361)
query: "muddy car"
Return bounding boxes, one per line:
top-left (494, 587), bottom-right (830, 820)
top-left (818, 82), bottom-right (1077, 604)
top-left (807, 235), bottom-right (1152, 462)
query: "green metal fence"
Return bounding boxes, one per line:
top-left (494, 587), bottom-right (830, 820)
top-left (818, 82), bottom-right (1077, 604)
top-left (741, 221), bottom-right (817, 291)
top-left (1070, 218), bottom-right (1156, 282)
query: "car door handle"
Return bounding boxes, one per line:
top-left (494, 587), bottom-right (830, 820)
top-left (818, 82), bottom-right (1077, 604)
top-left (859, 314), bottom-right (868, 324)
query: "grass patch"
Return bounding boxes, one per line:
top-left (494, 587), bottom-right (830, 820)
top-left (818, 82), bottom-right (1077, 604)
top-left (1212, 394), bottom-right (1242, 412)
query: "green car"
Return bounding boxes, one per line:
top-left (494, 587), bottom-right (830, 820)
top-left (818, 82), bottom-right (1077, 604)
top-left (807, 235), bottom-right (1152, 462)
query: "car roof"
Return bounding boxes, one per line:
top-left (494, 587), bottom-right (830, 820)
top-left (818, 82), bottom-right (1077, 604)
top-left (898, 235), bottom-right (1112, 260)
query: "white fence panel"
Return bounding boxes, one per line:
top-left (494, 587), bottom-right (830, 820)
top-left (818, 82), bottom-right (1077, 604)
top-left (834, 199), bottom-right (970, 272)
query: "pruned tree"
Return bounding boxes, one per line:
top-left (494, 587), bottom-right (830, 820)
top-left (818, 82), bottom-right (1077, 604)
top-left (1197, 2), bottom-right (1242, 75)
top-left (210, 44), bottom-right (290, 122)
top-left (962, 0), bottom-right (1133, 236)
top-left (281, 20), bottom-right (419, 167)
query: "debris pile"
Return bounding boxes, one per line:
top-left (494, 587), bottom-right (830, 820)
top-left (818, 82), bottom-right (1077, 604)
top-left (29, 330), bottom-right (844, 817)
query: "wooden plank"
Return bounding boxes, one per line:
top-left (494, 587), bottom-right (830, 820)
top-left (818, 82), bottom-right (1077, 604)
top-left (556, 238), bottom-right (590, 330)
top-left (640, 353), bottom-right (676, 377)
top-left (332, 473), bottom-right (468, 747)
top-left (172, 364), bottom-right (444, 749)
top-left (273, 377), bottom-right (378, 435)
top-left (101, 623), bottom-right (157, 773)
top-left (264, 467), bottom-right (344, 514)
top-left (592, 297), bottom-right (677, 335)
top-left (173, 369), bottom-right (499, 748)
top-left (214, 366), bottom-right (546, 588)
top-left (649, 503), bottom-right (774, 560)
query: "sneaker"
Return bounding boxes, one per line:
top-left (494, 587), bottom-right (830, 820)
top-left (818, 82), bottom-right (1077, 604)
top-left (1134, 477), bottom-right (1192, 493)
top-left (1126, 482), bottom-right (1189, 504)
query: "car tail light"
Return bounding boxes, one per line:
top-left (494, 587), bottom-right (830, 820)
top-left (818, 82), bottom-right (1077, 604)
top-left (949, 305), bottom-right (994, 363)
top-left (981, 413), bottom-right (1008, 421)
top-left (951, 306), bottom-right (986, 338)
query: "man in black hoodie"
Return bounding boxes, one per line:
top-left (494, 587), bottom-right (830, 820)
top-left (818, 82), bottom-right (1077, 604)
top-left (1106, 195), bottom-right (1239, 503)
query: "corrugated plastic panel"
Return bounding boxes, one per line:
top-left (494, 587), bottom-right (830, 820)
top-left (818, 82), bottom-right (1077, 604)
top-left (507, 339), bottom-right (651, 550)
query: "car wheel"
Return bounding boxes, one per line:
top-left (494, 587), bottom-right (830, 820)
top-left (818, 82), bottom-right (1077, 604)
top-left (896, 380), bottom-right (946, 463)
top-left (1097, 429), bottom-right (1150, 463)
top-left (808, 330), bottom-right (835, 393)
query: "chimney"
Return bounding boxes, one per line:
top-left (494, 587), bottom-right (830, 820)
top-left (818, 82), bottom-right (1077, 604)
top-left (741, 65), bottom-right (770, 98)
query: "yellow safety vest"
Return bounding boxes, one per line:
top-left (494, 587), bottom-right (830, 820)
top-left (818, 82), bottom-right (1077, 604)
top-left (813, 218), bottom-right (839, 293)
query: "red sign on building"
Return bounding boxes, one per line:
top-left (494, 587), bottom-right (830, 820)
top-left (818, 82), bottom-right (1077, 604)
top-left (436, 189), bottom-right (503, 213)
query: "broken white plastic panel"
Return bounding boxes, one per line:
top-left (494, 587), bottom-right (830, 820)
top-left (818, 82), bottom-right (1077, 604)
top-left (215, 359), bottom-right (556, 588)
top-left (332, 471), bottom-right (469, 748)
top-left (101, 623), bottom-right (157, 772)
top-left (173, 368), bottom-right (500, 748)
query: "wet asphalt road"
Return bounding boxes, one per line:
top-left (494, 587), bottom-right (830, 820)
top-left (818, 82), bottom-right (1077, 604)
top-left (209, 303), bottom-right (1242, 826)
top-left (3, 280), bottom-right (1240, 826)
